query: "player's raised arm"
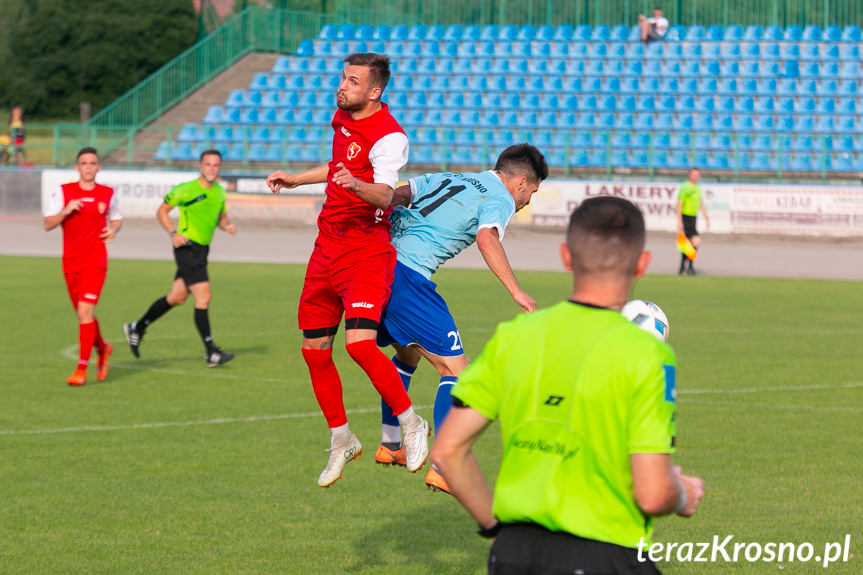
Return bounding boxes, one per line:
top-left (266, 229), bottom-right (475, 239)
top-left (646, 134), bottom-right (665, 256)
top-left (476, 227), bottom-right (536, 312)
top-left (267, 164), bottom-right (329, 193)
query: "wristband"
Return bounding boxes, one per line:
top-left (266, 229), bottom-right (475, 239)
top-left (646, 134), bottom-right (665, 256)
top-left (168, 230), bottom-right (176, 236)
top-left (477, 522), bottom-right (502, 539)
top-left (673, 477), bottom-right (688, 514)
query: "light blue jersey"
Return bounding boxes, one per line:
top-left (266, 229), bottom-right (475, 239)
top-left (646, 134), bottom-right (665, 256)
top-left (390, 171), bottom-right (516, 279)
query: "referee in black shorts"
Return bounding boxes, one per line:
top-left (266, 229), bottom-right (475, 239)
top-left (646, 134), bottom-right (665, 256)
top-left (123, 149), bottom-right (237, 366)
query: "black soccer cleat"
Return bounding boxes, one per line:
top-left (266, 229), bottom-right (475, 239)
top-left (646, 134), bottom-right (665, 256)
top-left (123, 322), bottom-right (142, 358)
top-left (206, 348), bottom-right (234, 367)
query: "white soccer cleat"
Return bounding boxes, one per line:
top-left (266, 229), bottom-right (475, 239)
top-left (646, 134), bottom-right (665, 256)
top-left (318, 433), bottom-right (362, 487)
top-left (402, 414), bottom-right (430, 473)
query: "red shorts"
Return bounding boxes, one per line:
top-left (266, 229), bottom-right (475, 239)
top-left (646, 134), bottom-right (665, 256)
top-left (298, 236), bottom-right (395, 330)
top-left (64, 268), bottom-right (106, 307)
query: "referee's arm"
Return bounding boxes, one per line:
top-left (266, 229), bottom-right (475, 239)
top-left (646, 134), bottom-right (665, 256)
top-left (430, 404), bottom-right (497, 530)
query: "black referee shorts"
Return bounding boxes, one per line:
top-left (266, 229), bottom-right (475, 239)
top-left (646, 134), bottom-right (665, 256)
top-left (681, 215), bottom-right (698, 239)
top-left (488, 523), bottom-right (661, 575)
top-left (174, 242), bottom-right (210, 287)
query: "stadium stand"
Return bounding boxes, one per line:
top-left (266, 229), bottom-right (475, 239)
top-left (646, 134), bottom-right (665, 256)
top-left (156, 23), bottom-right (863, 174)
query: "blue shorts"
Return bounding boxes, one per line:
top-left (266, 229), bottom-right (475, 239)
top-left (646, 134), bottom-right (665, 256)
top-left (377, 261), bottom-right (464, 357)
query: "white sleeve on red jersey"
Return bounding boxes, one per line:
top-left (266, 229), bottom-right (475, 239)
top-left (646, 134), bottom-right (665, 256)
top-left (108, 191), bottom-right (123, 221)
top-left (368, 132), bottom-right (409, 190)
top-left (44, 187), bottom-right (65, 217)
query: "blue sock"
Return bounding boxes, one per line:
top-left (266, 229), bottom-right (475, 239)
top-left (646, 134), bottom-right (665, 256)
top-left (433, 376), bottom-right (458, 434)
top-left (381, 356), bottom-right (416, 427)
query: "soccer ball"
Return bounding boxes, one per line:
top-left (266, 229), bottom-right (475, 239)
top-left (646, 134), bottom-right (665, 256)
top-left (621, 299), bottom-right (670, 341)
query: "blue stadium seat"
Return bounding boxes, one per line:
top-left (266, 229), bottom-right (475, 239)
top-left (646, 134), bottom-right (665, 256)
top-left (608, 42), bottom-right (626, 59)
top-left (754, 96), bottom-right (774, 113)
top-left (724, 25), bottom-right (744, 41)
top-left (684, 44), bottom-right (702, 59)
top-left (656, 78), bottom-right (677, 94)
top-left (662, 43), bottom-right (682, 59)
top-left (839, 44), bottom-right (860, 61)
top-left (553, 24), bottom-right (573, 41)
top-left (425, 24), bottom-right (445, 41)
top-left (703, 61), bottom-right (721, 76)
top-left (761, 43), bottom-right (780, 60)
top-left (794, 115), bottom-right (815, 132)
top-left (803, 25), bottom-right (822, 42)
top-left (408, 25), bottom-right (426, 41)
top-left (822, 44), bottom-right (840, 60)
top-left (610, 25), bottom-right (630, 41)
top-left (685, 26), bottom-right (704, 41)
top-left (479, 25), bottom-right (498, 41)
top-left (839, 62), bottom-right (859, 78)
top-left (784, 25), bottom-right (802, 41)
top-left (763, 25), bottom-right (783, 41)
top-left (781, 43), bottom-right (800, 60)
top-left (720, 44), bottom-right (740, 60)
top-left (573, 25), bottom-right (591, 41)
top-left (665, 25), bottom-right (685, 42)
top-left (705, 25), bottom-right (724, 41)
top-left (822, 25), bottom-right (842, 42)
top-left (743, 25), bottom-right (763, 41)
top-left (535, 24), bottom-right (555, 41)
top-left (590, 24), bottom-right (611, 42)
top-left (703, 43), bottom-right (721, 59)
top-left (841, 25), bottom-right (860, 42)
top-left (500, 24), bottom-right (519, 41)
top-left (814, 116), bottom-right (835, 133)
top-left (800, 44), bottom-right (820, 61)
top-left (838, 98), bottom-right (857, 115)
top-left (742, 43), bottom-right (760, 59)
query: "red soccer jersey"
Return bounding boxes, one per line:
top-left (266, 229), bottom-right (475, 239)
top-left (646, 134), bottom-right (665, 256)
top-left (318, 103), bottom-right (406, 243)
top-left (58, 183), bottom-right (115, 273)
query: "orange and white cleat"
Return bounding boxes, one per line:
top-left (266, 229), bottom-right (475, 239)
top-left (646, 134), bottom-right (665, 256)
top-left (425, 466), bottom-right (452, 494)
top-left (97, 343), bottom-right (114, 382)
top-left (374, 444), bottom-right (407, 467)
top-left (66, 368), bottom-right (87, 387)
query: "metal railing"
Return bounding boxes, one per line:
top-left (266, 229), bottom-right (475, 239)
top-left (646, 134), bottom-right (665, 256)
top-left (43, 123), bottom-right (856, 183)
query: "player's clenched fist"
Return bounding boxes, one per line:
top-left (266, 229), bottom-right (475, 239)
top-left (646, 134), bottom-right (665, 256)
top-left (267, 170), bottom-right (298, 194)
top-left (332, 162), bottom-right (359, 192)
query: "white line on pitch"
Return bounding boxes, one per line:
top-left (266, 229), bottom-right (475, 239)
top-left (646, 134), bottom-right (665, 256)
top-left (0, 404), bottom-right (434, 437)
top-left (680, 381), bottom-right (863, 395)
top-left (684, 398), bottom-right (863, 413)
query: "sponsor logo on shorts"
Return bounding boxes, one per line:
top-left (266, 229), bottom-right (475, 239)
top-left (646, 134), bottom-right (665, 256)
top-left (351, 302), bottom-right (374, 309)
top-left (347, 142), bottom-right (361, 160)
top-left (84, 293), bottom-right (98, 301)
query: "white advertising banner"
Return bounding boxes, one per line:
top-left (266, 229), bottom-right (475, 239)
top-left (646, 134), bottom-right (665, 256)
top-left (529, 179), bottom-right (733, 233)
top-left (528, 179), bottom-right (863, 236)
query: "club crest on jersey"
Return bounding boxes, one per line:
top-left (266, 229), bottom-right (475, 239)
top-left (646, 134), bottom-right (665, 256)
top-left (347, 142), bottom-right (361, 160)
top-left (97, 202), bottom-right (107, 214)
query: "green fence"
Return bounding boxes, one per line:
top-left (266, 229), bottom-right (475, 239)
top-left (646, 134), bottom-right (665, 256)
top-left (334, 0), bottom-right (863, 27)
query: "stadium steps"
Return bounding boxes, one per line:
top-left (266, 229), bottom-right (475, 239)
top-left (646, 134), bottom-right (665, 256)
top-left (107, 53), bottom-right (281, 166)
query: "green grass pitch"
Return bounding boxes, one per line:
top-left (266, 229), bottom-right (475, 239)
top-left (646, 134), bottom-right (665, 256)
top-left (1, 254), bottom-right (860, 574)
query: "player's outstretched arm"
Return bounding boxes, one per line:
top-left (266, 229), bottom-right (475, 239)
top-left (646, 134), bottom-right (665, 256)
top-left (476, 227), bottom-right (536, 313)
top-left (43, 199), bottom-right (83, 231)
top-left (267, 164), bottom-right (328, 193)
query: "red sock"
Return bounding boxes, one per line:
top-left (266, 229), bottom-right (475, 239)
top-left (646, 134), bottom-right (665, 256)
top-left (93, 318), bottom-right (106, 352)
top-left (346, 340), bottom-right (412, 416)
top-left (301, 348), bottom-right (347, 428)
top-left (78, 322), bottom-right (97, 370)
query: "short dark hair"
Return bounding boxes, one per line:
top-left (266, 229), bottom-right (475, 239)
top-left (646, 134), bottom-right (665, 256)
top-left (76, 147), bottom-right (99, 160)
top-left (343, 52), bottom-right (391, 91)
top-left (566, 197), bottom-right (645, 279)
top-left (200, 149), bottom-right (222, 162)
top-left (494, 143), bottom-right (549, 183)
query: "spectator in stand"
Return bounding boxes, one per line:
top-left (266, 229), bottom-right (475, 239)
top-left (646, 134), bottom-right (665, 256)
top-left (639, 7), bottom-right (669, 43)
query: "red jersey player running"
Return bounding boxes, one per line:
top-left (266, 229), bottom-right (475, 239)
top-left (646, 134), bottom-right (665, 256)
top-left (44, 147), bottom-right (122, 386)
top-left (267, 53), bottom-right (429, 487)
